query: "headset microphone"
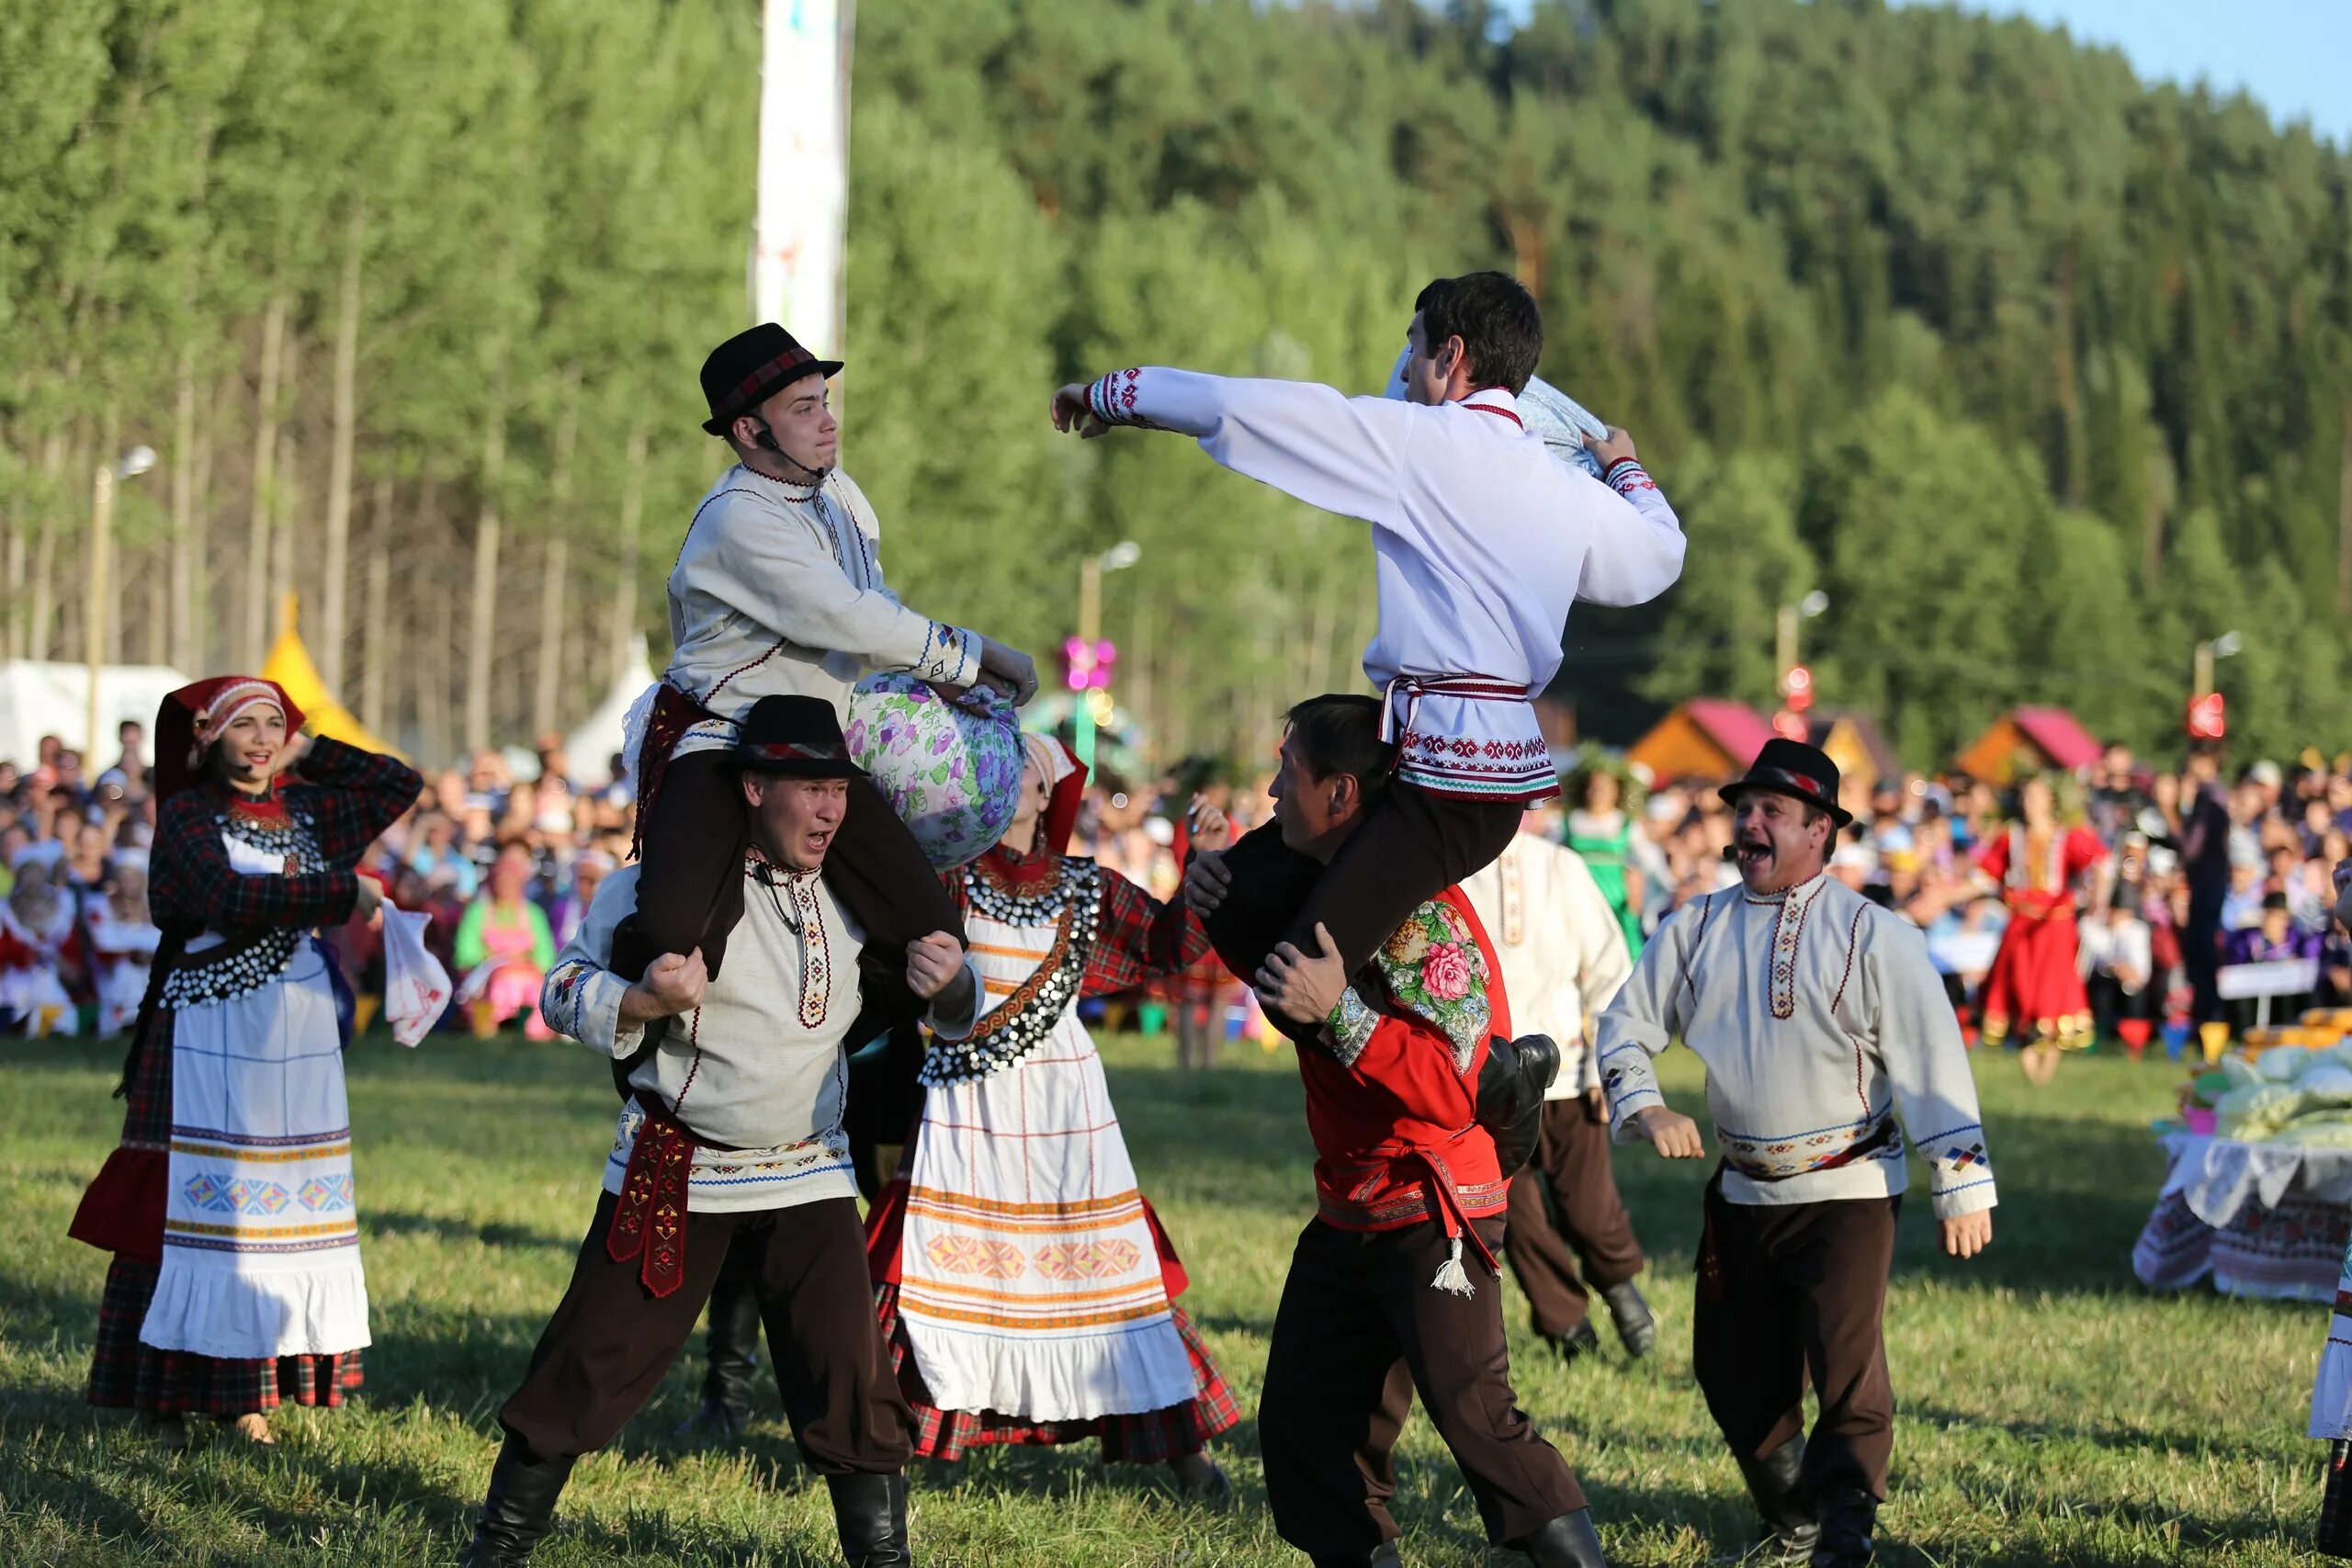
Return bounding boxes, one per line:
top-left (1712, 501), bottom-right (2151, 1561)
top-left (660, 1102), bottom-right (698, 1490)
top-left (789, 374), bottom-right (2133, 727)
top-left (747, 418), bottom-right (831, 484)
top-left (1721, 842), bottom-right (1742, 863)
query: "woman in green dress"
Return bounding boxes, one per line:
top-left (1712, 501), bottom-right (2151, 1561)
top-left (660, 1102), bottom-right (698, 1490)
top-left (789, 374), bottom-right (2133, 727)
top-left (1564, 766), bottom-right (1645, 954)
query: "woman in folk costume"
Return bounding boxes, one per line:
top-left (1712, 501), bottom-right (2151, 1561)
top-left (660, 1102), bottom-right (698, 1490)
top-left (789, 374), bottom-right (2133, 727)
top-left (0, 839), bottom-right (82, 1034)
top-left (85, 849), bottom-right (164, 1036)
top-left (454, 842), bottom-right (558, 1039)
top-left (865, 733), bottom-right (1241, 1495)
top-left (69, 677), bottom-right (419, 1446)
top-left (1973, 772), bottom-right (2109, 1084)
top-left (1565, 764), bottom-right (1646, 956)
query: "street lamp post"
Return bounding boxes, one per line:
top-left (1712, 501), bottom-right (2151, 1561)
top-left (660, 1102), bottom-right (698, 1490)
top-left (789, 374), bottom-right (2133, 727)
top-left (85, 446), bottom-right (157, 757)
top-left (2192, 629), bottom-right (2243, 699)
top-left (1774, 591), bottom-right (1830, 690)
top-left (1074, 540), bottom-right (1140, 770)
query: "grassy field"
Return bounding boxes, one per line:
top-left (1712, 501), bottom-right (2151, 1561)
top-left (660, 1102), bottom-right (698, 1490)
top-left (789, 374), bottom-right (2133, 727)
top-left (0, 1031), bottom-right (2335, 1565)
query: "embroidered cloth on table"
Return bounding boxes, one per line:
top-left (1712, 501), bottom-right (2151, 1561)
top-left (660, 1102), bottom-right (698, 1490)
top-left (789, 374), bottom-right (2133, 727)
top-left (896, 900), bottom-right (1194, 1424)
top-left (141, 938), bottom-right (369, 1360)
top-left (2157, 1131), bottom-right (2352, 1230)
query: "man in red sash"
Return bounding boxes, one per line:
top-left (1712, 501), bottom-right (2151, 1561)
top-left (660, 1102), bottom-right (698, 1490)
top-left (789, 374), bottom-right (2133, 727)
top-left (1188, 695), bottom-right (1605, 1568)
top-left (460, 697), bottom-right (978, 1568)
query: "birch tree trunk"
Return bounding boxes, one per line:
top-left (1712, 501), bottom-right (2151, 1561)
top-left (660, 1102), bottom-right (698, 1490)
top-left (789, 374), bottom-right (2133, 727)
top-left (360, 475), bottom-right (392, 734)
top-left (169, 353), bottom-right (198, 671)
top-left (271, 329), bottom-right (302, 649)
top-left (608, 422), bottom-right (646, 682)
top-left (466, 358), bottom-right (509, 755)
top-left (188, 376), bottom-right (221, 672)
top-left (28, 426), bottom-right (67, 660)
top-left (243, 296), bottom-right (287, 669)
top-left (532, 372), bottom-right (579, 739)
top-left (322, 204), bottom-right (365, 693)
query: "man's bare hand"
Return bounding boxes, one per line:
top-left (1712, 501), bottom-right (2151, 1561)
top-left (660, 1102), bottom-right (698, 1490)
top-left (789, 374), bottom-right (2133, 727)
top-left (1631, 1106), bottom-right (1704, 1158)
top-left (1050, 383), bottom-right (1113, 438)
top-left (978, 640), bottom-right (1039, 706)
top-left (1582, 425), bottom-right (1638, 469)
top-left (623, 950), bottom-right (707, 1026)
top-left (1182, 849), bottom-right (1232, 916)
top-left (1940, 1211), bottom-right (1993, 1259)
top-left (906, 931), bottom-right (967, 1001)
top-left (1255, 922), bottom-right (1347, 1026)
top-left (351, 875), bottom-right (385, 929)
top-left (1188, 796), bottom-right (1233, 855)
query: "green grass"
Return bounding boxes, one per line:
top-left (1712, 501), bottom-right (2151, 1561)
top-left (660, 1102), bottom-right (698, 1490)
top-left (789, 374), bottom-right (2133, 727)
top-left (0, 1032), bottom-right (2333, 1564)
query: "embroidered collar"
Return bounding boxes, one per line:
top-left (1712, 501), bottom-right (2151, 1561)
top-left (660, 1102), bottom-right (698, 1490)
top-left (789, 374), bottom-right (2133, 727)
top-left (972, 840), bottom-right (1060, 901)
top-left (1744, 872), bottom-right (1827, 908)
top-left (209, 778), bottom-right (289, 822)
top-left (739, 462), bottom-right (826, 505)
top-left (1461, 388), bottom-right (1524, 430)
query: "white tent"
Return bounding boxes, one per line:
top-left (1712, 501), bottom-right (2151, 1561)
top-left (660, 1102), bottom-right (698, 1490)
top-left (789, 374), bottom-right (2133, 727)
top-left (565, 637), bottom-right (656, 787)
top-left (0, 660), bottom-right (189, 765)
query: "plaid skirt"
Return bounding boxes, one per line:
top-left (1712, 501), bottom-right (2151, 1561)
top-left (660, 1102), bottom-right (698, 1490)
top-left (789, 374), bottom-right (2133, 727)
top-left (82, 1008), bottom-right (364, 1418)
top-left (875, 1282), bottom-right (1239, 1464)
top-left (2324, 1440), bottom-right (2352, 1558)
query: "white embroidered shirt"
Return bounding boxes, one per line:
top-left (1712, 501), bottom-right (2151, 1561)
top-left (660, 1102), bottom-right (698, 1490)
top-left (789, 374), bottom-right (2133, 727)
top-left (540, 862), bottom-right (979, 1213)
top-left (662, 464), bottom-right (980, 758)
top-left (1460, 834), bottom-right (1633, 1098)
top-left (1080, 368), bottom-right (1685, 801)
top-left (1593, 872), bottom-right (1996, 1219)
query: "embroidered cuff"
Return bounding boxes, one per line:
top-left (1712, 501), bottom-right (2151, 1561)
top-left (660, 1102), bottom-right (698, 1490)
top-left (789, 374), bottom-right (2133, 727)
top-left (1325, 987), bottom-right (1379, 1066)
top-left (1086, 368), bottom-right (1161, 430)
top-left (1922, 1123), bottom-right (1994, 1213)
top-left (1603, 457), bottom-right (1659, 496)
top-left (544, 959), bottom-right (628, 1057)
top-left (916, 622), bottom-right (979, 688)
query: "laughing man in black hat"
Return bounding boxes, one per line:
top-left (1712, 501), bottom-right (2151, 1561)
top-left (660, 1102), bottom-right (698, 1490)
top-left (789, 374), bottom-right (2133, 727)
top-left (462, 695), bottom-right (978, 1568)
top-left (614, 321), bottom-right (1040, 990)
top-left (1589, 738), bottom-right (1996, 1568)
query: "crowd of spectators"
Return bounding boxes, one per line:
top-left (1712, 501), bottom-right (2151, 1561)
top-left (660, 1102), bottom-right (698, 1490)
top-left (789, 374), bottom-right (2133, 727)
top-left (6, 716), bottom-right (2345, 1068)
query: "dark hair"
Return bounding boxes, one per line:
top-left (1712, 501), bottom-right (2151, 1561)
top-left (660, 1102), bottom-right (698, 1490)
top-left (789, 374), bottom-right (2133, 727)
top-left (1414, 271), bottom-right (1544, 394)
top-left (1283, 694), bottom-right (1391, 797)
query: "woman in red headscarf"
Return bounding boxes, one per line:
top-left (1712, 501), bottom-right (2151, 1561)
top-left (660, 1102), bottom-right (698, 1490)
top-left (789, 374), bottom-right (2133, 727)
top-left (69, 677), bottom-right (420, 1445)
top-left (863, 733), bottom-right (1242, 1495)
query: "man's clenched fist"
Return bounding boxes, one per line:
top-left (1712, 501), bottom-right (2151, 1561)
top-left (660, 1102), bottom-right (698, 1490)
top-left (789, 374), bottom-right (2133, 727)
top-left (621, 949), bottom-right (707, 1028)
top-left (906, 931), bottom-right (967, 1001)
top-left (1629, 1106), bottom-right (1705, 1159)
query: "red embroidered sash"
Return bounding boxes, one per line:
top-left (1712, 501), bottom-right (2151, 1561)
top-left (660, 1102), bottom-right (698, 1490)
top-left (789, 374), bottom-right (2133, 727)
top-left (628, 682), bottom-right (722, 863)
top-left (605, 1093), bottom-right (732, 1298)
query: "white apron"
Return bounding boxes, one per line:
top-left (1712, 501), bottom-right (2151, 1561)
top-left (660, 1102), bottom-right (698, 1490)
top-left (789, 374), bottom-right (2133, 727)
top-left (897, 906), bottom-right (1193, 1422)
top-left (138, 834), bottom-right (369, 1359)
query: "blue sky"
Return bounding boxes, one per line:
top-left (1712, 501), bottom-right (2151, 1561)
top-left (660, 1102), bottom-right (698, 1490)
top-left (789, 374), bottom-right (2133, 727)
top-left (1894, 0), bottom-right (2349, 146)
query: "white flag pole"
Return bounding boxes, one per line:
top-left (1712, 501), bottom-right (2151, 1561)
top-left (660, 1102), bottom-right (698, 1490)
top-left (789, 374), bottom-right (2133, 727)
top-left (753, 0), bottom-right (853, 356)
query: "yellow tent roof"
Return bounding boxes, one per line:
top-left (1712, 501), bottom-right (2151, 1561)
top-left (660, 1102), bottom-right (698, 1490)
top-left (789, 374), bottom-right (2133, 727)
top-left (262, 593), bottom-right (397, 756)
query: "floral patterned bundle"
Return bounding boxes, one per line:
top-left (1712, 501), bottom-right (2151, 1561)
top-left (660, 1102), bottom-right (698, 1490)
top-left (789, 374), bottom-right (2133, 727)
top-left (843, 674), bottom-right (1023, 871)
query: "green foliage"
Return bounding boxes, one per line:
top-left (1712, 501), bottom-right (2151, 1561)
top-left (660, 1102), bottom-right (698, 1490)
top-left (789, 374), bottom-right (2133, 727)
top-left (2, 0), bottom-right (2347, 765)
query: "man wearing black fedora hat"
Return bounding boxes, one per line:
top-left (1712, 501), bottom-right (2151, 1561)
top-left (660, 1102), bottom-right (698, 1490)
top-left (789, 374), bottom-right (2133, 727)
top-left (461, 695), bottom-right (978, 1568)
top-left (1593, 738), bottom-right (1996, 1568)
top-left (613, 321), bottom-right (1038, 993)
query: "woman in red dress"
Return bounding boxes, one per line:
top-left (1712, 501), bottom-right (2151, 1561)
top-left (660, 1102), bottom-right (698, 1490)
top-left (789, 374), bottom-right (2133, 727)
top-left (1974, 773), bottom-right (2109, 1084)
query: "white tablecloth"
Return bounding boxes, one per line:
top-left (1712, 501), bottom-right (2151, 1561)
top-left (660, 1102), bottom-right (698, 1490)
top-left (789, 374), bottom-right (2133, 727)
top-left (2134, 1131), bottom-right (2352, 1302)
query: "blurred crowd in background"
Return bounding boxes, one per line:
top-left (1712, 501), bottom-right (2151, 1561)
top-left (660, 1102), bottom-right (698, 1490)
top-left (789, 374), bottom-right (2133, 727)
top-left (6, 720), bottom-right (2347, 1067)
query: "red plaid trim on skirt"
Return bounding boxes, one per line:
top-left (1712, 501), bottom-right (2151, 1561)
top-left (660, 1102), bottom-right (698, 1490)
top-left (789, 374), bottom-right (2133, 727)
top-left (2323, 1439), bottom-right (2352, 1558)
top-left (87, 1256), bottom-right (363, 1417)
top-left (873, 1282), bottom-right (1238, 1464)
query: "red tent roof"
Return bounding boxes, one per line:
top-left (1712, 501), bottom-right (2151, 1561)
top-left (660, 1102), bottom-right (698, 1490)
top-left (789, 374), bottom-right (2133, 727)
top-left (1682, 698), bottom-right (1775, 769)
top-left (2011, 707), bottom-right (2102, 771)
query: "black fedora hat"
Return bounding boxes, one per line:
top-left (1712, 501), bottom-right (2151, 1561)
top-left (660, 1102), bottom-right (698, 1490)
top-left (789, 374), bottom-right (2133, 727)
top-left (700, 323), bottom-right (843, 437)
top-left (1717, 737), bottom-right (1853, 829)
top-left (726, 695), bottom-right (865, 780)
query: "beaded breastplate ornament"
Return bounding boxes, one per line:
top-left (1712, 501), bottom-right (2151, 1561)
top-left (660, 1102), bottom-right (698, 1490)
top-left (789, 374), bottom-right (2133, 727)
top-left (920, 857), bottom-right (1102, 1088)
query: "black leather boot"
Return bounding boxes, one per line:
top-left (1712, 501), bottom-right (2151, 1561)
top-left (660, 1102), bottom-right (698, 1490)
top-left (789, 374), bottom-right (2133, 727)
top-left (826, 1472), bottom-right (911, 1568)
top-left (1734, 1437), bottom-right (1818, 1563)
top-left (1510, 1507), bottom-right (1608, 1566)
top-left (459, 1435), bottom-right (576, 1567)
top-left (1600, 1280), bottom-right (1657, 1358)
top-left (1810, 1485), bottom-right (1877, 1567)
top-left (1548, 1320), bottom-right (1603, 1364)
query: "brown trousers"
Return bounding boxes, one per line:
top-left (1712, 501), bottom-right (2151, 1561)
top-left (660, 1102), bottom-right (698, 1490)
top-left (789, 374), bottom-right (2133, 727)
top-left (1691, 1173), bottom-right (1898, 1502)
top-left (1259, 1216), bottom-right (1585, 1561)
top-left (500, 1192), bottom-right (912, 1473)
top-left (1203, 784), bottom-right (1520, 1044)
top-left (1504, 1097), bottom-right (1647, 1337)
top-left (614, 750), bottom-right (962, 983)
